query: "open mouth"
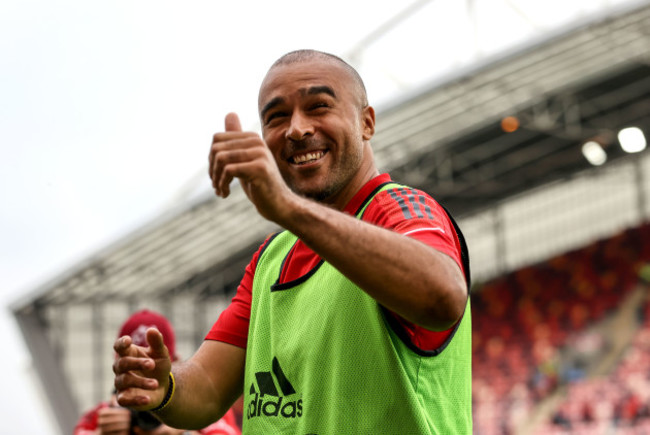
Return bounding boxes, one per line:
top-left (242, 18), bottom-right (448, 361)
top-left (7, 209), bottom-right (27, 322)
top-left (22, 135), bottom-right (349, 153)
top-left (289, 150), bottom-right (327, 165)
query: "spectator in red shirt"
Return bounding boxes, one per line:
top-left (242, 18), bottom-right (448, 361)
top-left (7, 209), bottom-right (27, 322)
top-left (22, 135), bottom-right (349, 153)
top-left (74, 309), bottom-right (241, 435)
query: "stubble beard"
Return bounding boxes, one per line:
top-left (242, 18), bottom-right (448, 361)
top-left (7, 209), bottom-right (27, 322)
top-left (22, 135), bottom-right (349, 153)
top-left (285, 146), bottom-right (363, 204)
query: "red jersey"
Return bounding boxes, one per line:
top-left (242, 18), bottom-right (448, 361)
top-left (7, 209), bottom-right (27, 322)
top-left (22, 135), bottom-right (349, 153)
top-left (206, 174), bottom-right (466, 352)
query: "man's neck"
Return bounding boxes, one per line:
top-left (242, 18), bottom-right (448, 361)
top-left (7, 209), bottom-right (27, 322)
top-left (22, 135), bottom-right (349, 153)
top-left (324, 144), bottom-right (379, 211)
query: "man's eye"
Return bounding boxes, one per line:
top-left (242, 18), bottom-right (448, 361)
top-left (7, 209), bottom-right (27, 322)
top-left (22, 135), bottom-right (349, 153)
top-left (265, 112), bottom-right (287, 124)
top-left (309, 102), bottom-right (329, 111)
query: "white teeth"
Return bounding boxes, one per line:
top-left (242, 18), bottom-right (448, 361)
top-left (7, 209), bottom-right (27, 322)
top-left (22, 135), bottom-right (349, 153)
top-left (292, 151), bottom-right (324, 164)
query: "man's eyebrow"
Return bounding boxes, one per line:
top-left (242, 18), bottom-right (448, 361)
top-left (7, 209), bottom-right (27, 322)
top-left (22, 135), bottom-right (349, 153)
top-left (260, 86), bottom-right (337, 120)
top-left (306, 85), bottom-right (336, 99)
top-left (260, 96), bottom-right (284, 120)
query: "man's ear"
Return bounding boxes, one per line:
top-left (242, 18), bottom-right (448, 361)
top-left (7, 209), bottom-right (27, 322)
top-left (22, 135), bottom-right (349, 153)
top-left (361, 105), bottom-right (376, 141)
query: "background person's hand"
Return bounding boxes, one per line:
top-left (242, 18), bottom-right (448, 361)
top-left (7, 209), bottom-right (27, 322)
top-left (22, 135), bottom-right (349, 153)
top-left (96, 396), bottom-right (131, 435)
top-left (113, 327), bottom-right (173, 411)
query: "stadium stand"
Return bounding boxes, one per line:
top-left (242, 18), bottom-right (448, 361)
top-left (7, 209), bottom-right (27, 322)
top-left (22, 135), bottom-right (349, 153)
top-left (533, 287), bottom-right (650, 434)
top-left (473, 223), bottom-right (650, 434)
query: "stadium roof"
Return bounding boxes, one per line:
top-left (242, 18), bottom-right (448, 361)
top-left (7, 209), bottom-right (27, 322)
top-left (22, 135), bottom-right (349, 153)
top-left (13, 0), bottom-right (650, 310)
top-left (376, 0), bottom-right (650, 215)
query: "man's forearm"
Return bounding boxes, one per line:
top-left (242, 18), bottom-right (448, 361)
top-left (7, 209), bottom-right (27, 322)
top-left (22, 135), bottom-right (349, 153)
top-left (279, 197), bottom-right (468, 331)
top-left (154, 342), bottom-right (245, 430)
top-left (153, 361), bottom-right (224, 429)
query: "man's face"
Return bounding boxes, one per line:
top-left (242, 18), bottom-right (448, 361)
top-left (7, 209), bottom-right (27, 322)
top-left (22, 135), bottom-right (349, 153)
top-left (258, 59), bottom-right (375, 204)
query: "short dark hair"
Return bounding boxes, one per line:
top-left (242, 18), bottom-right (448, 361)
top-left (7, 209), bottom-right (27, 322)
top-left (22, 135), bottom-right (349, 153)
top-left (269, 49), bottom-right (368, 107)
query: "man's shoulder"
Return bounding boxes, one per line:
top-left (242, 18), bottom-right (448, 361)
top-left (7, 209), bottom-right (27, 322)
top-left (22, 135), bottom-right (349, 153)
top-left (370, 180), bottom-right (438, 202)
top-left (366, 183), bottom-right (442, 217)
top-left (254, 230), bottom-right (297, 263)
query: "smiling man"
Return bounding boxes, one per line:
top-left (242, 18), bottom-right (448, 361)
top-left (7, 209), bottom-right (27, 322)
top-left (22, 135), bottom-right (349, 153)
top-left (113, 49), bottom-right (472, 434)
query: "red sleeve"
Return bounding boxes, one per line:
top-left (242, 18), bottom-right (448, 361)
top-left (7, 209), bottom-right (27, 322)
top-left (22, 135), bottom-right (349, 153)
top-left (363, 187), bottom-right (467, 352)
top-left (204, 241), bottom-right (266, 349)
top-left (365, 187), bottom-right (464, 273)
top-left (199, 408), bottom-right (242, 435)
top-left (73, 402), bottom-right (105, 434)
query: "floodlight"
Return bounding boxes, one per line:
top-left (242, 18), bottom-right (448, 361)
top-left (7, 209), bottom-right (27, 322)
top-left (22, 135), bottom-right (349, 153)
top-left (581, 141), bottom-right (607, 166)
top-left (618, 127), bottom-right (646, 153)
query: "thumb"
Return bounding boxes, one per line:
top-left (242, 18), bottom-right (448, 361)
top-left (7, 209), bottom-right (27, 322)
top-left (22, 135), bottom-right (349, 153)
top-left (145, 327), bottom-right (169, 359)
top-left (225, 112), bottom-right (242, 132)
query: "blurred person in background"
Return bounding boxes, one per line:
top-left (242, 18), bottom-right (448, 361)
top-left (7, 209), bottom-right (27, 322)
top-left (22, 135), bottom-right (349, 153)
top-left (74, 309), bottom-right (242, 435)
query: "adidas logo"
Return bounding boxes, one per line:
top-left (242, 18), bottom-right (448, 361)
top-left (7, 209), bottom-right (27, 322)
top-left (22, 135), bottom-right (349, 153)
top-left (247, 357), bottom-right (303, 420)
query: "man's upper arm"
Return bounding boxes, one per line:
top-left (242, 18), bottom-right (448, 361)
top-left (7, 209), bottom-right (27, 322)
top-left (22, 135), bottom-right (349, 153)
top-left (367, 187), bottom-right (465, 277)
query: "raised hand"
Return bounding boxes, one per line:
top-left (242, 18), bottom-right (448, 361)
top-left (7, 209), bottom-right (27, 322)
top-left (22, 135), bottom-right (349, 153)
top-left (113, 327), bottom-right (173, 411)
top-left (208, 112), bottom-right (296, 224)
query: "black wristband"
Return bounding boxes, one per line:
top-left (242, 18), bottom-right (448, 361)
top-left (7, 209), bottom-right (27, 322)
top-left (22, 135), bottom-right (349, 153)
top-left (150, 372), bottom-right (175, 413)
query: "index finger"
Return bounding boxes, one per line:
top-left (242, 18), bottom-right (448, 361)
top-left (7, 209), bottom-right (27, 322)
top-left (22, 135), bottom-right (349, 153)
top-left (145, 327), bottom-right (170, 359)
top-left (114, 335), bottom-right (134, 356)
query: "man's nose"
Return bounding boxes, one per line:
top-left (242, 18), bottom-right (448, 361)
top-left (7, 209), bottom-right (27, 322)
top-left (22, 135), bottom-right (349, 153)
top-left (286, 111), bottom-right (314, 141)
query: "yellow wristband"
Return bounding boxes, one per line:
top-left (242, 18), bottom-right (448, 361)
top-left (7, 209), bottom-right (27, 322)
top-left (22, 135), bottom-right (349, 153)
top-left (150, 372), bottom-right (175, 413)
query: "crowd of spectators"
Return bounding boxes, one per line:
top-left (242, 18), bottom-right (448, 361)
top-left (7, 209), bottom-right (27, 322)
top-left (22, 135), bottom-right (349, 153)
top-left (534, 294), bottom-right (650, 434)
top-left (472, 223), bottom-right (650, 434)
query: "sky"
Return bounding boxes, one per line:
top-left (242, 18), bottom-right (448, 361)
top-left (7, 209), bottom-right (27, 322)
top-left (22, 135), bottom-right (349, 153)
top-left (0, 0), bottom-right (631, 433)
